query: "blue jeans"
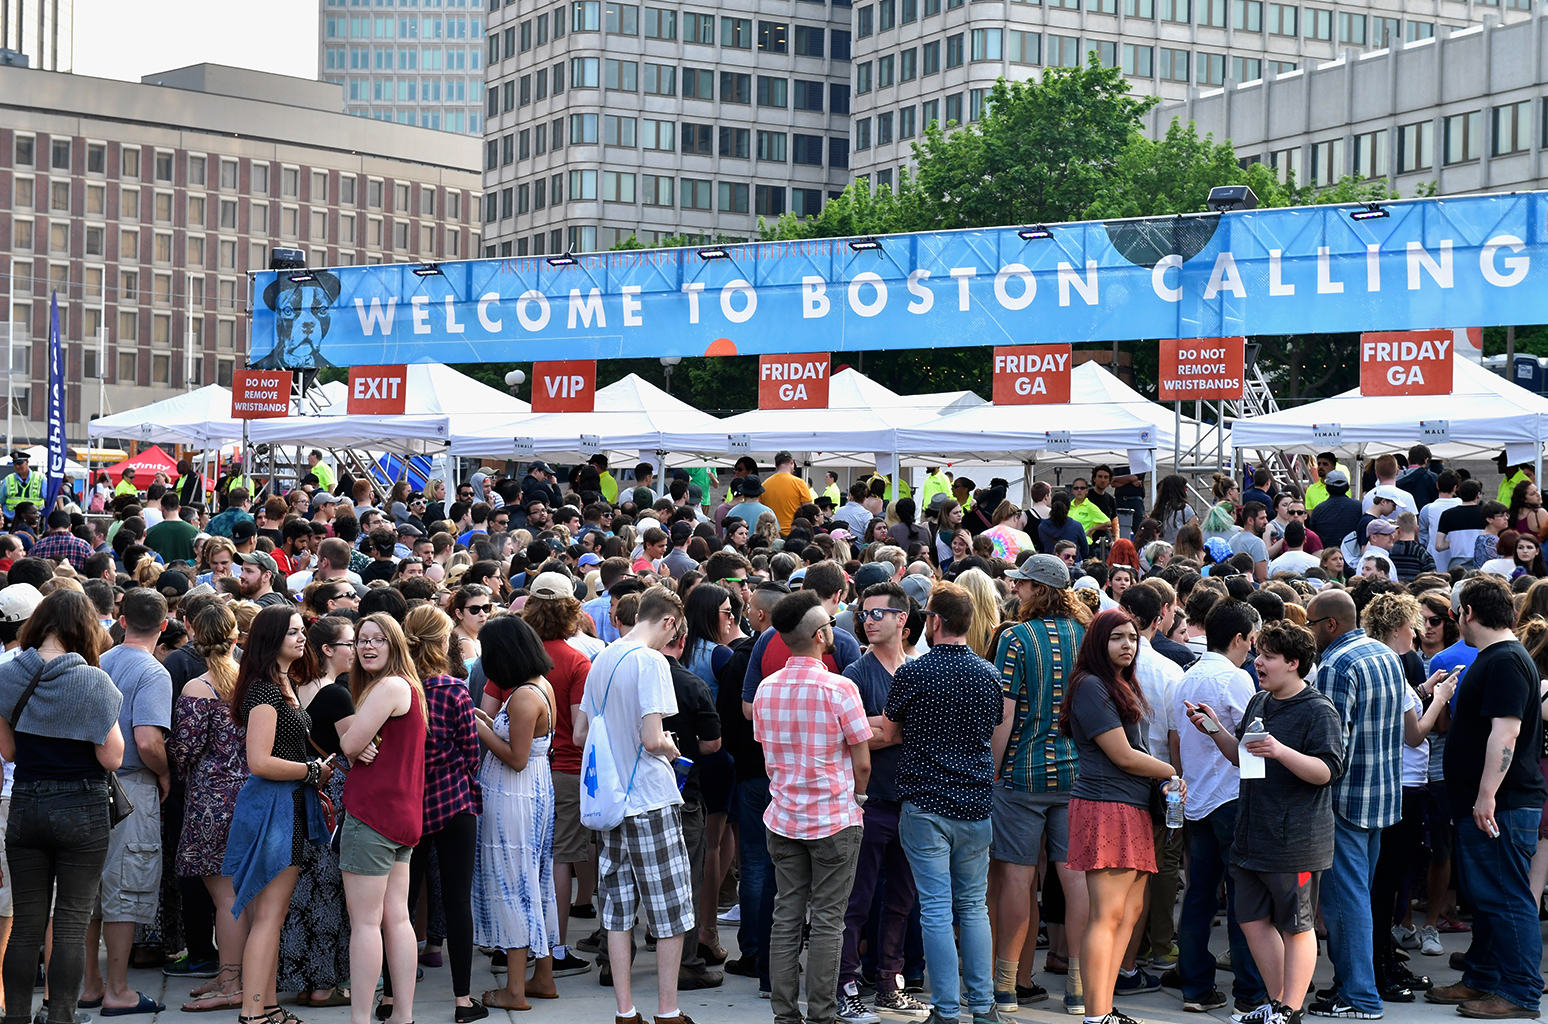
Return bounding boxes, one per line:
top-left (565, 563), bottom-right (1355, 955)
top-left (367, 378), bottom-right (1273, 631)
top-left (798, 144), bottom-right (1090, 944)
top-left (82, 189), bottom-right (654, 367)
top-left (1178, 801), bottom-right (1265, 1003)
top-left (899, 802), bottom-right (992, 1020)
top-left (1323, 815), bottom-right (1382, 1014)
top-left (1456, 810), bottom-right (1542, 1011)
top-left (736, 778), bottom-right (776, 987)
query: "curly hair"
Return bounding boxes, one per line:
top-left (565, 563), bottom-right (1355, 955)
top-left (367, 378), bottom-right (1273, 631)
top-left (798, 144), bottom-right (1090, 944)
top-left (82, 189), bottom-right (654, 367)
top-left (1360, 591), bottom-right (1422, 644)
top-left (522, 593), bottom-right (584, 642)
top-left (1016, 581), bottom-right (1093, 625)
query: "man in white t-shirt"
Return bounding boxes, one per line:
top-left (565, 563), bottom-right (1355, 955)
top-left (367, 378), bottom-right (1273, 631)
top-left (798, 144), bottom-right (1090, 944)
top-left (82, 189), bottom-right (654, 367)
top-left (1267, 521), bottom-right (1321, 578)
top-left (575, 587), bottom-right (695, 1024)
top-left (1418, 470), bottom-right (1461, 563)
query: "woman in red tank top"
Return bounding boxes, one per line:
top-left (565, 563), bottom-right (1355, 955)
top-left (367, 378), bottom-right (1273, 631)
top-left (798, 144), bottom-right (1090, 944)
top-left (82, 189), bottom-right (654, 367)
top-left (339, 613), bottom-right (428, 1024)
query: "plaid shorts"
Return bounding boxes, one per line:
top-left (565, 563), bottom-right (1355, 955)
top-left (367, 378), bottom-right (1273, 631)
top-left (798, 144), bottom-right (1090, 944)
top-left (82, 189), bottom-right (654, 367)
top-left (598, 804), bottom-right (696, 939)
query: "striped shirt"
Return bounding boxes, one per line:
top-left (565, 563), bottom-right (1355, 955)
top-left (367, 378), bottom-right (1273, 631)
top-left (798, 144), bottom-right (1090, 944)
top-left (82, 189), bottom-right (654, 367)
top-left (1314, 628), bottom-right (1406, 829)
top-left (992, 617), bottom-right (1085, 793)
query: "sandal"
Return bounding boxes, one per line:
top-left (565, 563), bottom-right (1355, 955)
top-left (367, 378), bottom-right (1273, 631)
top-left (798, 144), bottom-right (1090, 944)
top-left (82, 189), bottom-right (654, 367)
top-left (180, 989), bottom-right (243, 1013)
top-left (311, 988), bottom-right (350, 1008)
top-left (192, 964), bottom-right (243, 999)
top-left (266, 1005), bottom-right (306, 1024)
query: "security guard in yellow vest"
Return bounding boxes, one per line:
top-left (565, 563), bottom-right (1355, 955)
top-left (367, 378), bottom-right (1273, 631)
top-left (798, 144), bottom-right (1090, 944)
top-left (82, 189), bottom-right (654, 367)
top-left (3, 451), bottom-right (44, 523)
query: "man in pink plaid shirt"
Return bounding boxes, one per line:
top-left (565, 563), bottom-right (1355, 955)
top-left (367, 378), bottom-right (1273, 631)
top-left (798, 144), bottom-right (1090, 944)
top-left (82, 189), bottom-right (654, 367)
top-left (754, 590), bottom-right (873, 1024)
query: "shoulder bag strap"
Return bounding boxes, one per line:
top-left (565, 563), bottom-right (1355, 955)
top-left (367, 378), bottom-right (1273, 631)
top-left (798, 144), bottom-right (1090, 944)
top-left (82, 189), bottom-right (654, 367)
top-left (9, 663), bottom-right (46, 728)
top-left (595, 647), bottom-right (649, 798)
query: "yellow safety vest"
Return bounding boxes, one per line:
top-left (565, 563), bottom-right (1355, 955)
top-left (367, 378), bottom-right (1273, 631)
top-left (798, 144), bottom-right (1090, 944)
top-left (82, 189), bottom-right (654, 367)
top-left (3, 472), bottom-right (43, 517)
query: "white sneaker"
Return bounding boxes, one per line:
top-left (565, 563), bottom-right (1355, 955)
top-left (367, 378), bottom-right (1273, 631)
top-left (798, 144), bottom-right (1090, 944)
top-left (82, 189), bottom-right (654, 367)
top-left (1419, 924), bottom-right (1443, 956)
top-left (1391, 924), bottom-right (1420, 950)
top-left (717, 904), bottom-right (741, 924)
top-left (838, 984), bottom-right (881, 1024)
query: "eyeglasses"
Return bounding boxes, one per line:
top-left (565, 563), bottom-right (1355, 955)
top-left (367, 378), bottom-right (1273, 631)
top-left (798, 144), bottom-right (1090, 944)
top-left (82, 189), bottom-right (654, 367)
top-left (357, 636), bottom-right (389, 648)
top-left (1425, 615), bottom-right (1447, 627)
top-left (720, 577), bottom-right (748, 586)
top-left (465, 603), bottom-right (492, 615)
top-left (1289, 509), bottom-right (1307, 516)
top-left (812, 616), bottom-right (836, 639)
top-left (327, 640), bottom-right (356, 649)
top-left (1305, 615), bottom-right (1336, 628)
top-left (861, 607), bottom-right (904, 622)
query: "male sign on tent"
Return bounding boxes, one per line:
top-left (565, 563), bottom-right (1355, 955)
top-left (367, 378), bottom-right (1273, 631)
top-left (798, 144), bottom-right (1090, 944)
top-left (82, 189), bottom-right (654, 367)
top-left (1157, 338), bottom-right (1246, 401)
top-left (348, 365), bottom-right (408, 414)
top-left (1359, 330), bottom-right (1454, 396)
top-left (759, 353), bottom-right (830, 409)
top-left (531, 360), bottom-right (596, 412)
top-left (993, 345), bottom-right (1071, 405)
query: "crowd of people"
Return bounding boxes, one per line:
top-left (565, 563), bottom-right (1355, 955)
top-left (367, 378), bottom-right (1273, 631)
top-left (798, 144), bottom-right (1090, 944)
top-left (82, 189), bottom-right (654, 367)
top-left (0, 441), bottom-right (1541, 1024)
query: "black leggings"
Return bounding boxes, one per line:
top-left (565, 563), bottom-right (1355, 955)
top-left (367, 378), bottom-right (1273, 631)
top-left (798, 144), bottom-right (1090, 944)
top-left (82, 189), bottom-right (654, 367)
top-left (384, 813), bottom-right (478, 999)
top-left (1371, 787), bottom-right (1425, 972)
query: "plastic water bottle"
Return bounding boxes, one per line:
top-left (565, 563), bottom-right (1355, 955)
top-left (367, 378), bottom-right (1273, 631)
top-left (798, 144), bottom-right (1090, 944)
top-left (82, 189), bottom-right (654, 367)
top-left (1239, 716), bottom-right (1268, 779)
top-left (1164, 775), bottom-right (1185, 831)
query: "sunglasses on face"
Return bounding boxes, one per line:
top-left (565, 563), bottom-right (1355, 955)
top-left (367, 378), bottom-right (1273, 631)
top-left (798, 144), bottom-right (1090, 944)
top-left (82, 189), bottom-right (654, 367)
top-left (1425, 615), bottom-right (1447, 627)
top-left (465, 604), bottom-right (492, 615)
top-left (861, 607), bottom-right (903, 622)
top-left (1289, 509), bottom-right (1307, 516)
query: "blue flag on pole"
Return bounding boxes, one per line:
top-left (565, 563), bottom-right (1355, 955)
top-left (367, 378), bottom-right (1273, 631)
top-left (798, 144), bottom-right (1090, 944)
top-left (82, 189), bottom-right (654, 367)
top-left (43, 291), bottom-right (64, 513)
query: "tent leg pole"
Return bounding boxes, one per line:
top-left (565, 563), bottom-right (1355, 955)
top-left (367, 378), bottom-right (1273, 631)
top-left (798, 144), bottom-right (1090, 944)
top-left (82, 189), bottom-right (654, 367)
top-left (1173, 400), bottom-right (1180, 471)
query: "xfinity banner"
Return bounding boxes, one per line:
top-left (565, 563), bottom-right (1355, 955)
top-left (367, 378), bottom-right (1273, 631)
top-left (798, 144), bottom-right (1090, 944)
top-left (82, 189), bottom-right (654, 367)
top-left (249, 192), bottom-right (1546, 369)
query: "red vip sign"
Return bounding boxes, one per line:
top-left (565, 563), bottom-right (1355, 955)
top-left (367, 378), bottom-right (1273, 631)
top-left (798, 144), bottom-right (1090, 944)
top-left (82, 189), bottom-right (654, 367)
top-left (1359, 330), bottom-right (1454, 396)
top-left (758, 353), bottom-right (830, 409)
top-left (348, 364), bottom-right (409, 414)
top-left (230, 370), bottom-right (291, 419)
top-left (992, 345), bottom-right (1072, 405)
top-left (531, 360), bottom-right (596, 412)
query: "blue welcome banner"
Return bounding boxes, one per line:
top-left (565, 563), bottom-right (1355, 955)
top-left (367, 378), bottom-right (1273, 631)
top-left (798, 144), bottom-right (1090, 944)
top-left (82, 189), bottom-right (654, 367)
top-left (249, 192), bottom-right (1546, 369)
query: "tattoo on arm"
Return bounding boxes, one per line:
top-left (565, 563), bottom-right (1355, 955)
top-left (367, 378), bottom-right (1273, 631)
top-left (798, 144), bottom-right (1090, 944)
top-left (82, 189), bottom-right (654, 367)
top-left (1500, 747), bottom-right (1514, 773)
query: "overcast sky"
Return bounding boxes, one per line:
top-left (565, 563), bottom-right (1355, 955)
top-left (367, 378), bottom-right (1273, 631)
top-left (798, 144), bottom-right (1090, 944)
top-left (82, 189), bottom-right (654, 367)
top-left (73, 0), bottom-right (320, 83)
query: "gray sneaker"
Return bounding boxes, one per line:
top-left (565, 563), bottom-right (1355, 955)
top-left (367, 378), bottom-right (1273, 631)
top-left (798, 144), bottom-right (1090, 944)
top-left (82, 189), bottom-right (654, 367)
top-left (923, 1010), bottom-right (960, 1024)
top-left (875, 990), bottom-right (933, 1019)
top-left (972, 1006), bottom-right (1016, 1024)
top-left (837, 987), bottom-right (880, 1024)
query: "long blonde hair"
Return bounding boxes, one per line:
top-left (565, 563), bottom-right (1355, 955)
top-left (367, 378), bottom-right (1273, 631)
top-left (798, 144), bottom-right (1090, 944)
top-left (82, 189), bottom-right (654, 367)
top-left (403, 604), bottom-right (455, 680)
top-left (189, 603), bottom-right (239, 700)
top-left (954, 568), bottom-right (1003, 657)
top-left (351, 612), bottom-right (429, 726)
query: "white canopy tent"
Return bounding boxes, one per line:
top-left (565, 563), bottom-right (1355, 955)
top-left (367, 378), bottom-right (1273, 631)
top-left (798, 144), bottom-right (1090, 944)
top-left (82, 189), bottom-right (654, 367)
top-left (446, 373), bottom-right (726, 462)
top-left (657, 368), bottom-right (988, 467)
top-left (245, 363), bottom-right (531, 452)
top-left (1231, 357), bottom-right (1548, 475)
top-left (87, 384), bottom-right (244, 446)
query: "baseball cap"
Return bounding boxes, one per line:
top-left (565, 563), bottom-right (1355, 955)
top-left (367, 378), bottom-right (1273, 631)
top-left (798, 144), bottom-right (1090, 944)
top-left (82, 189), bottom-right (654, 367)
top-left (901, 573), bottom-right (934, 606)
top-left (231, 519), bottom-right (257, 542)
top-left (577, 552), bottom-right (603, 568)
top-left (1366, 518), bottom-right (1398, 536)
top-left (1324, 469), bottom-right (1350, 487)
top-left (313, 491), bottom-right (340, 505)
top-left (397, 521), bottom-right (426, 538)
top-left (236, 550), bottom-right (279, 575)
top-left (156, 569), bottom-right (191, 598)
top-left (529, 460), bottom-right (553, 474)
top-left (853, 562), bottom-right (892, 590)
top-left (670, 521), bottom-right (693, 544)
top-left (1005, 553), bottom-right (1070, 589)
top-left (0, 583), bottom-right (42, 623)
top-left (1371, 485), bottom-right (1405, 504)
top-left (528, 570), bottom-right (577, 600)
top-left (184, 582), bottom-right (217, 600)
top-left (774, 451), bottom-right (795, 464)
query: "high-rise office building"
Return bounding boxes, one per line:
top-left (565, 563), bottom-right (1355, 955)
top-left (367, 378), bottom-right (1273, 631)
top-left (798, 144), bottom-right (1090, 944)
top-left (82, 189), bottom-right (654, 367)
top-left (0, 0), bottom-right (72, 71)
top-left (0, 63), bottom-right (481, 446)
top-left (848, 0), bottom-right (1533, 185)
top-left (480, 0), bottom-right (856, 255)
top-left (318, 0), bottom-right (489, 135)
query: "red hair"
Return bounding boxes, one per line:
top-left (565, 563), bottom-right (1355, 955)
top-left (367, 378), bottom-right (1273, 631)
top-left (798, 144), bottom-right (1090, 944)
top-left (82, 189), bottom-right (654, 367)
top-left (1107, 538), bottom-right (1141, 571)
top-left (1059, 608), bottom-right (1149, 731)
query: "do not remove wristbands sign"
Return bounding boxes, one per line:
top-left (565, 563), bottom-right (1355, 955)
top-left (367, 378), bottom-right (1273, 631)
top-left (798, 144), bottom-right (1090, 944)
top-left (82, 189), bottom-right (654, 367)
top-left (1157, 338), bottom-right (1246, 402)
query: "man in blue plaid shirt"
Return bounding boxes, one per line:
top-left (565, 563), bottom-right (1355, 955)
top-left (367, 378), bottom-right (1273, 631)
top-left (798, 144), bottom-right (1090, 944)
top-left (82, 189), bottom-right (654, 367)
top-left (28, 509), bottom-right (95, 571)
top-left (1304, 589), bottom-right (1406, 1020)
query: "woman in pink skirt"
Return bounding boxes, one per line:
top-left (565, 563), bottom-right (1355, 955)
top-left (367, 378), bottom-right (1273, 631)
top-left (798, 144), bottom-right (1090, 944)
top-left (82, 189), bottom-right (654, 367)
top-left (1059, 609), bottom-right (1184, 1024)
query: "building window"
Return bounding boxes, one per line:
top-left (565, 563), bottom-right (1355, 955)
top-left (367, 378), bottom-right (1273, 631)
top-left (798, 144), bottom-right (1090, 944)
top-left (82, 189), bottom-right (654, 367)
top-left (1198, 52), bottom-right (1224, 84)
top-left (1494, 100), bottom-right (1531, 156)
top-left (899, 106), bottom-right (917, 138)
top-left (759, 76), bottom-right (789, 106)
top-left (643, 174), bottom-right (675, 205)
top-left (721, 72), bottom-right (751, 102)
top-left (1232, 0), bottom-right (1261, 30)
top-left (757, 130), bottom-right (788, 160)
top-left (643, 118), bottom-right (676, 150)
top-left (794, 25), bottom-right (824, 55)
top-left (945, 93), bottom-right (963, 126)
top-left (921, 99), bottom-right (939, 129)
top-left (680, 178), bottom-right (713, 209)
top-left (14, 135), bottom-right (33, 167)
top-left (682, 123), bottom-right (714, 154)
top-left (604, 115), bottom-right (638, 146)
top-left (877, 111), bottom-right (895, 141)
top-left (1406, 20), bottom-right (1432, 40)
top-left (793, 134), bottom-right (825, 164)
top-left (946, 33), bottom-right (964, 67)
top-left (606, 2), bottom-right (639, 32)
top-left (645, 63), bottom-right (677, 94)
top-left (758, 20), bottom-right (788, 50)
top-left (1338, 12), bottom-right (1365, 43)
top-left (832, 29), bottom-right (850, 60)
top-left (1123, 43), bottom-right (1153, 76)
top-left (1266, 2), bottom-right (1295, 33)
top-left (1009, 30), bottom-right (1041, 64)
top-left (719, 126), bottom-right (750, 157)
top-left (857, 4), bottom-right (874, 36)
top-left (721, 16), bottom-right (752, 46)
top-left (602, 171), bottom-right (636, 202)
top-left (122, 147), bottom-right (141, 178)
top-left (755, 185), bottom-right (786, 216)
top-left (793, 188), bottom-right (823, 217)
top-left (1353, 129), bottom-right (1388, 178)
top-left (878, 54), bottom-right (894, 86)
top-left (856, 61), bottom-right (872, 93)
top-left (971, 28), bottom-right (1002, 60)
top-left (605, 59), bottom-right (638, 90)
top-left (573, 0), bottom-right (601, 30)
top-left (685, 11), bottom-right (715, 42)
top-left (1373, 16), bottom-right (1399, 46)
top-left (645, 8), bottom-right (676, 37)
top-left (879, 0), bottom-right (896, 28)
top-left (1158, 46), bottom-right (1189, 80)
top-left (795, 79), bottom-right (826, 109)
top-left (572, 56), bottom-right (600, 86)
top-left (1306, 7), bottom-right (1330, 38)
top-left (51, 139), bottom-right (70, 171)
top-left (682, 67), bottom-right (714, 98)
top-left (1444, 111), bottom-right (1481, 164)
top-left (1398, 120), bottom-right (1434, 173)
top-left (831, 83), bottom-right (850, 113)
top-left (1160, 0), bottom-right (1189, 20)
top-left (922, 40), bottom-right (940, 74)
top-left (718, 182), bottom-right (749, 213)
top-left (571, 113), bottom-right (600, 143)
top-left (569, 169), bottom-right (598, 199)
top-left (1310, 138), bottom-right (1344, 185)
top-left (1048, 35), bottom-right (1080, 67)
top-left (899, 47), bottom-right (917, 79)
top-left (855, 118), bottom-right (872, 150)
